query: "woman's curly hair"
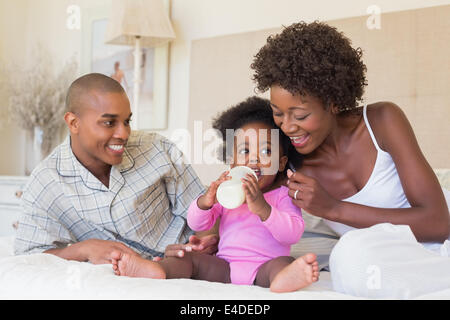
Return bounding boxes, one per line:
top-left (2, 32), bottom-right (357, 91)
top-left (251, 21), bottom-right (367, 112)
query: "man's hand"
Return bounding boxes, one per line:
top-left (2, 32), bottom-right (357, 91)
top-left (155, 234), bottom-right (219, 261)
top-left (45, 239), bottom-right (140, 265)
top-left (81, 239), bottom-right (140, 264)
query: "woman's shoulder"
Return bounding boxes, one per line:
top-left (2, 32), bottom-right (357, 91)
top-left (366, 101), bottom-right (411, 152)
top-left (366, 101), bottom-right (408, 123)
top-left (367, 101), bottom-right (404, 117)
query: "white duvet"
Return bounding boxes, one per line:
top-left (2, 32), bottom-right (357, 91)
top-left (0, 236), bottom-right (449, 300)
top-left (0, 236), bottom-right (348, 300)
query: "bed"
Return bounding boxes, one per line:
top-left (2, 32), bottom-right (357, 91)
top-left (0, 235), bottom-right (449, 300)
top-left (0, 170), bottom-right (448, 300)
top-left (0, 236), bottom-right (345, 300)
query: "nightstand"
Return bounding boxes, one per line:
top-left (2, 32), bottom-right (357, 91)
top-left (0, 176), bottom-right (29, 237)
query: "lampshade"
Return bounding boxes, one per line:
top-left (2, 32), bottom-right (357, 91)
top-left (105, 0), bottom-right (176, 48)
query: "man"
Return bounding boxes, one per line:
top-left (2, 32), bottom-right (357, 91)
top-left (14, 73), bottom-right (215, 264)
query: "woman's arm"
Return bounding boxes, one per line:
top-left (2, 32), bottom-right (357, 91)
top-left (288, 102), bottom-right (449, 242)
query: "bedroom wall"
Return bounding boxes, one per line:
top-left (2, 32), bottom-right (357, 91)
top-left (0, 0), bottom-right (29, 175)
top-left (0, 0), bottom-right (449, 175)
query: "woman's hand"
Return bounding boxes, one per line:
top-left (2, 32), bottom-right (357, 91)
top-left (154, 234), bottom-right (219, 261)
top-left (197, 171), bottom-right (231, 210)
top-left (287, 169), bottom-right (340, 220)
top-left (242, 173), bottom-right (271, 221)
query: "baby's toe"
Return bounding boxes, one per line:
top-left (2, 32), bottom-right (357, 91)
top-left (111, 250), bottom-right (122, 261)
top-left (304, 253), bottom-right (317, 264)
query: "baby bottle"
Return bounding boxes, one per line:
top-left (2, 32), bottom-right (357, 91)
top-left (216, 166), bottom-right (258, 209)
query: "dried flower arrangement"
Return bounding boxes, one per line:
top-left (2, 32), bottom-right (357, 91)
top-left (4, 45), bottom-right (78, 158)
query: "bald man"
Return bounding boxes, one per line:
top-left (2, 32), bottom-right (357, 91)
top-left (14, 73), bottom-right (212, 264)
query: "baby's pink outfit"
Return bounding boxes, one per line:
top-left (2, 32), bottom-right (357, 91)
top-left (187, 186), bottom-right (304, 285)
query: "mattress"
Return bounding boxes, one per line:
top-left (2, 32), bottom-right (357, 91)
top-left (0, 236), bottom-right (352, 300)
top-left (1, 236), bottom-right (449, 300)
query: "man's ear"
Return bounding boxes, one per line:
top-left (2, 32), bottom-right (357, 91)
top-left (278, 155), bottom-right (289, 172)
top-left (64, 112), bottom-right (79, 134)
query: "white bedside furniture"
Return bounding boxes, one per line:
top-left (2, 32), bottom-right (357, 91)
top-left (0, 176), bottom-right (29, 237)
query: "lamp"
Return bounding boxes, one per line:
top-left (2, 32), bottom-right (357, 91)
top-left (105, 0), bottom-right (176, 130)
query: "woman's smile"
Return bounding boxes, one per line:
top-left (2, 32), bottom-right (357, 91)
top-left (289, 134), bottom-right (311, 148)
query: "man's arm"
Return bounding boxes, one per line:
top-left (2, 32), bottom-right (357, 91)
top-left (14, 182), bottom-right (75, 256)
top-left (44, 239), bottom-right (140, 264)
top-left (159, 137), bottom-right (220, 257)
top-left (14, 174), bottom-right (139, 263)
top-left (162, 138), bottom-right (206, 219)
top-left (44, 243), bottom-right (86, 262)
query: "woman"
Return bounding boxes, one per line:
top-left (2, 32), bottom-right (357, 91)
top-left (250, 21), bottom-right (450, 298)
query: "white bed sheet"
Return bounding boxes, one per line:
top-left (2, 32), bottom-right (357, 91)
top-left (0, 237), bottom-right (353, 300)
top-left (1, 236), bottom-right (448, 300)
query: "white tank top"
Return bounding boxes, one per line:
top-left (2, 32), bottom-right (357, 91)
top-left (323, 105), bottom-right (411, 235)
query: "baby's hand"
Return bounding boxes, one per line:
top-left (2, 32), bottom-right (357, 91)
top-left (197, 171), bottom-right (231, 210)
top-left (242, 174), bottom-right (271, 221)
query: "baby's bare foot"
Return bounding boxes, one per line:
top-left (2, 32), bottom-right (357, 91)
top-left (270, 253), bottom-right (319, 293)
top-left (111, 254), bottom-right (121, 276)
top-left (111, 251), bottom-right (166, 279)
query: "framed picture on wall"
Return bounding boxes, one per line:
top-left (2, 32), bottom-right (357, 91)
top-left (80, 4), bottom-right (169, 130)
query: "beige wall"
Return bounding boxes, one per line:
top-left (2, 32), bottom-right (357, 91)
top-left (0, 0), bottom-right (29, 175)
top-left (0, 0), bottom-right (449, 175)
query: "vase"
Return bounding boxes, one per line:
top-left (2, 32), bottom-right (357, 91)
top-left (25, 127), bottom-right (44, 175)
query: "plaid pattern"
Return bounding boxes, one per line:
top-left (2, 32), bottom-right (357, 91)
top-left (14, 131), bottom-right (205, 258)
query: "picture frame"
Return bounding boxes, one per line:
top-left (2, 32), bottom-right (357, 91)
top-left (80, 3), bottom-right (170, 130)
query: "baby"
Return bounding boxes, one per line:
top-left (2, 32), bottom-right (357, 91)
top-left (111, 97), bottom-right (319, 292)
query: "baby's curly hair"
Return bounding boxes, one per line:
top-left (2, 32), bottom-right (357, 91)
top-left (212, 96), bottom-right (301, 168)
top-left (251, 21), bottom-right (367, 112)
